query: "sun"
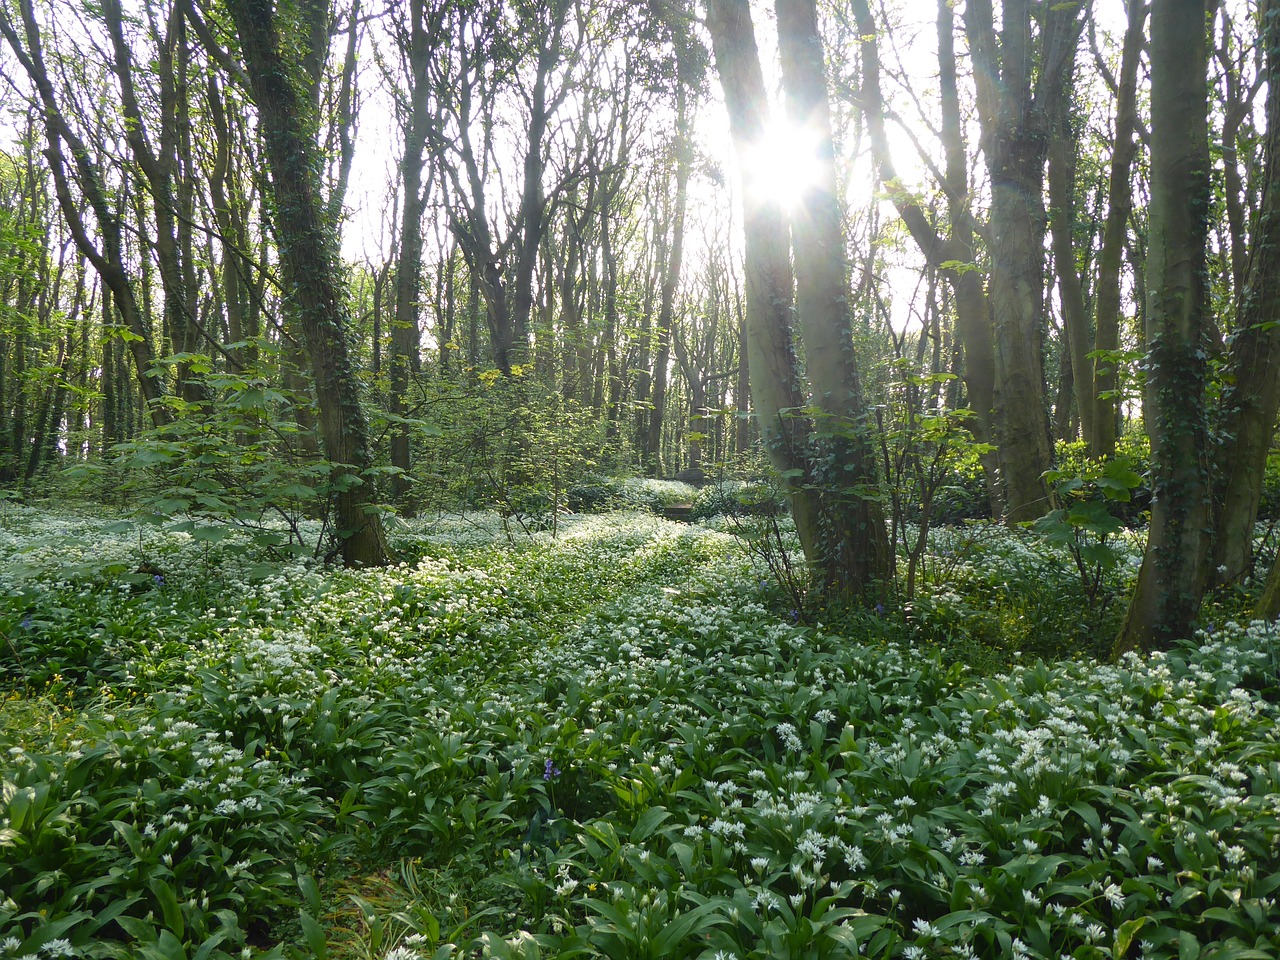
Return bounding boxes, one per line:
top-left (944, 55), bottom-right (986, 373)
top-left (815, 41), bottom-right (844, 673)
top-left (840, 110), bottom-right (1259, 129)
top-left (739, 117), bottom-right (826, 211)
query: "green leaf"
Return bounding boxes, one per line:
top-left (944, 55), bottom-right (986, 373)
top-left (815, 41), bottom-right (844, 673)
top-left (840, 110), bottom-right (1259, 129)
top-left (111, 819), bottom-right (147, 859)
top-left (630, 805), bottom-right (670, 842)
top-left (651, 900), bottom-right (728, 955)
top-left (1115, 917), bottom-right (1148, 957)
top-left (1203, 945), bottom-right (1274, 960)
top-left (15, 914), bottom-right (92, 955)
top-left (300, 909), bottom-right (329, 960)
top-left (149, 877), bottom-right (185, 940)
top-left (191, 929), bottom-right (233, 960)
top-left (189, 525), bottom-right (232, 543)
top-left (141, 929), bottom-right (188, 960)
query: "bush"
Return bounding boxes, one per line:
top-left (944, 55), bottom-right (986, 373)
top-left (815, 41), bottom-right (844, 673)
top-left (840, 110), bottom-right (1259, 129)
top-left (613, 478), bottom-right (699, 513)
top-left (688, 480), bottom-right (784, 520)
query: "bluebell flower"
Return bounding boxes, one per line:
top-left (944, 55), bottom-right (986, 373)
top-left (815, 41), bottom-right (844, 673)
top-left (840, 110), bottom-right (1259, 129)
top-left (20, 615), bottom-right (32, 629)
top-left (544, 759), bottom-right (561, 780)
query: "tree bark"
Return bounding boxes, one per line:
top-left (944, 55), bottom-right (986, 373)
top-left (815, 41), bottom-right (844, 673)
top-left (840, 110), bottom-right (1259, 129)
top-left (224, 0), bottom-right (391, 567)
top-left (705, 0), bottom-right (825, 570)
top-left (0, 0), bottom-right (170, 428)
top-left (389, 0), bottom-right (438, 511)
top-left (1115, 0), bottom-right (1212, 655)
top-left (852, 0), bottom-right (1002, 517)
top-left (776, 0), bottom-right (891, 594)
top-left (1047, 110), bottom-right (1096, 447)
top-left (1216, 0), bottom-right (1280, 586)
top-left (1090, 0), bottom-right (1146, 459)
top-left (102, 0), bottom-right (207, 402)
top-left (645, 69), bottom-right (691, 475)
top-left (965, 0), bottom-right (1082, 522)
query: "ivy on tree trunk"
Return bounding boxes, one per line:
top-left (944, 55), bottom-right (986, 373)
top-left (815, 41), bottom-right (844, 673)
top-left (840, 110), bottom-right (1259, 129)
top-left (224, 0), bottom-right (392, 568)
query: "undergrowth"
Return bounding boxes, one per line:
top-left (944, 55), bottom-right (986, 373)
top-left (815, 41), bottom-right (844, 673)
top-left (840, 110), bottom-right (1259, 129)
top-left (1, 506), bottom-right (1277, 959)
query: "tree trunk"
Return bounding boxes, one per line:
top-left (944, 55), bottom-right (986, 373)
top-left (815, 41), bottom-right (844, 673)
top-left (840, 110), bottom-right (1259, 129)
top-left (1115, 0), bottom-right (1212, 655)
top-left (853, 0), bottom-right (1002, 516)
top-left (733, 273), bottom-right (751, 456)
top-left (507, 4), bottom-right (570, 373)
top-left (645, 74), bottom-right (691, 476)
top-left (390, 0), bottom-right (435, 511)
top-left (226, 0), bottom-right (391, 567)
top-left (1048, 111), bottom-right (1096, 448)
top-left (102, 0), bottom-right (205, 403)
top-left (1090, 0), bottom-right (1147, 459)
top-left (705, 0), bottom-right (825, 569)
top-left (777, 0), bottom-right (891, 594)
top-left (1215, 0), bottom-right (1280, 586)
top-left (601, 200), bottom-right (624, 439)
top-left (0, 0), bottom-right (170, 428)
top-left (965, 0), bottom-right (1083, 521)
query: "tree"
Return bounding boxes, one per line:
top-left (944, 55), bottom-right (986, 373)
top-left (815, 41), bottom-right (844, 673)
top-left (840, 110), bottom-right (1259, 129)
top-left (965, 0), bottom-right (1086, 521)
top-left (642, 44), bottom-right (693, 475)
top-left (422, 0), bottom-right (584, 376)
top-left (0, 0), bottom-right (172, 428)
top-left (385, 0), bottom-right (445, 510)
top-left (100, 0), bottom-right (206, 401)
top-left (705, 0), bottom-right (889, 599)
top-left (776, 0), bottom-right (890, 593)
top-left (1217, 0), bottom-right (1280, 593)
top-left (849, 0), bottom-right (1002, 517)
top-left (1084, 0), bottom-right (1146, 459)
top-left (1114, 0), bottom-right (1211, 655)
top-left (221, 0), bottom-right (392, 567)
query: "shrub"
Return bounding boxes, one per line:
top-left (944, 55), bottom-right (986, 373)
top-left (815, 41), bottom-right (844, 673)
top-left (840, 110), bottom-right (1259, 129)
top-left (688, 480), bottom-right (784, 520)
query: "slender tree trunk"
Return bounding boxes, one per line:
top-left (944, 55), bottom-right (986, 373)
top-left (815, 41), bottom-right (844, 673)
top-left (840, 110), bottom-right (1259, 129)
top-left (733, 274), bottom-right (751, 456)
top-left (24, 334), bottom-right (72, 482)
top-left (1115, 0), bottom-right (1212, 655)
top-left (102, 0), bottom-right (206, 402)
top-left (390, 0), bottom-right (435, 511)
top-left (672, 334), bottom-right (705, 472)
top-left (225, 0), bottom-right (391, 567)
top-left (1048, 112), bottom-right (1096, 447)
top-left (0, 0), bottom-right (170, 427)
top-left (207, 75), bottom-right (253, 372)
top-left (645, 75), bottom-right (691, 475)
top-left (506, 1), bottom-right (571, 373)
top-left (853, 0), bottom-right (1002, 516)
top-left (1216, 0), bottom-right (1280, 586)
top-left (1091, 0), bottom-right (1146, 459)
top-left (601, 203), bottom-right (624, 438)
top-left (559, 213), bottom-right (586, 402)
top-left (633, 210), bottom-right (659, 458)
top-left (1214, 7), bottom-right (1251, 309)
top-left (467, 267), bottom-right (480, 369)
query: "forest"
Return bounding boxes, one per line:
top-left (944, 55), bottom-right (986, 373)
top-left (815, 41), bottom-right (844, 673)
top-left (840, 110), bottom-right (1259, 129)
top-left (3, 0), bottom-right (1280, 957)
